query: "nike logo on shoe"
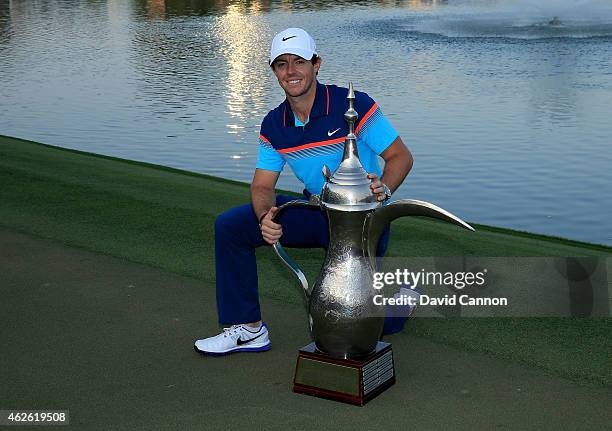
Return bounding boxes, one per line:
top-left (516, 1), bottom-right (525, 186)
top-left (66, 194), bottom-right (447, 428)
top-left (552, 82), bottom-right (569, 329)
top-left (236, 331), bottom-right (265, 345)
top-left (282, 36), bottom-right (296, 41)
top-left (328, 128), bottom-right (341, 136)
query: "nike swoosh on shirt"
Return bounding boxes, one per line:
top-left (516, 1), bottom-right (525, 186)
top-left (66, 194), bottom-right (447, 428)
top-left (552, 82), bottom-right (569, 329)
top-left (282, 36), bottom-right (296, 41)
top-left (236, 332), bottom-right (265, 345)
top-left (327, 128), bottom-right (341, 137)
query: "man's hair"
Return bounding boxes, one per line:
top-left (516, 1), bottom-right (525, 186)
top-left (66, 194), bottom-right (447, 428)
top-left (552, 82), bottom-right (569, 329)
top-left (270, 54), bottom-right (320, 70)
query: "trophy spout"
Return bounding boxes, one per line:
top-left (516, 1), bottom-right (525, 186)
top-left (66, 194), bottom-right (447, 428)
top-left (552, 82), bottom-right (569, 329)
top-left (365, 199), bottom-right (475, 267)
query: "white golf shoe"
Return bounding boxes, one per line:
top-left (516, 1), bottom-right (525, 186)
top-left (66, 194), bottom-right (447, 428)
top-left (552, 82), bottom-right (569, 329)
top-left (194, 323), bottom-right (271, 356)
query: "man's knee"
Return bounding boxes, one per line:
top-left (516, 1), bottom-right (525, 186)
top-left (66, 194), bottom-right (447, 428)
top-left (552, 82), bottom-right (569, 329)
top-left (215, 208), bottom-right (242, 233)
top-left (215, 205), bottom-right (257, 240)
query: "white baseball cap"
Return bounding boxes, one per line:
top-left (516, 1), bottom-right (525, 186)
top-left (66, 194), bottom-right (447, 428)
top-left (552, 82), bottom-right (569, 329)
top-left (269, 28), bottom-right (317, 65)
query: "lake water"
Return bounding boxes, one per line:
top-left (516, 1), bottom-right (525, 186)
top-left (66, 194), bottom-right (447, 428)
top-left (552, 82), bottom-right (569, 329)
top-left (1, 0), bottom-right (611, 245)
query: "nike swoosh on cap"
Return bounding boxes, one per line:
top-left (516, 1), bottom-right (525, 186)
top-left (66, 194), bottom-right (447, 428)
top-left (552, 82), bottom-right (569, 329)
top-left (328, 128), bottom-right (341, 136)
top-left (236, 332), bottom-right (265, 345)
top-left (282, 35), bottom-right (296, 41)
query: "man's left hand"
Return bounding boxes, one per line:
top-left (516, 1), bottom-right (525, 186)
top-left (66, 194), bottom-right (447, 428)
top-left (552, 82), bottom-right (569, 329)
top-left (367, 173), bottom-right (390, 202)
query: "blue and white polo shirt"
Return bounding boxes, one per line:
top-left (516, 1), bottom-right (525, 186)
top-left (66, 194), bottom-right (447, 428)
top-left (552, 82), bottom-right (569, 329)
top-left (256, 81), bottom-right (398, 195)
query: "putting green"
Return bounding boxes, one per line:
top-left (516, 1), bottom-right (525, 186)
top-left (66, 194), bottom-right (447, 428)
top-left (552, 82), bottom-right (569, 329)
top-left (1, 135), bottom-right (611, 429)
top-left (1, 229), bottom-right (610, 430)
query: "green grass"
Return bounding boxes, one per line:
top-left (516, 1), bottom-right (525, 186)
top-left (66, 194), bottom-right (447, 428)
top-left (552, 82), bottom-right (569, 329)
top-left (1, 134), bottom-right (611, 386)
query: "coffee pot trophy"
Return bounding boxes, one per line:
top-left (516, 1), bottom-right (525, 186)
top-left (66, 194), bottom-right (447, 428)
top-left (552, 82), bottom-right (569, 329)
top-left (272, 83), bottom-right (474, 405)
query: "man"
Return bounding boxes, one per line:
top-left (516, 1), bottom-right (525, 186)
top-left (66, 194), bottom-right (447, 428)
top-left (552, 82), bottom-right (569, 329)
top-left (195, 28), bottom-right (414, 356)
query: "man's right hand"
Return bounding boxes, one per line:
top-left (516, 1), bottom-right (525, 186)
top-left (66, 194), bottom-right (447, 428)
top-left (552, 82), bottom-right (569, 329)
top-left (259, 207), bottom-right (283, 245)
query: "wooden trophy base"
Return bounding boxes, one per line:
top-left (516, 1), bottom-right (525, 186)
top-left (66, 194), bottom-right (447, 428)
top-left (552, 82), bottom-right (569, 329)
top-left (293, 341), bottom-right (395, 406)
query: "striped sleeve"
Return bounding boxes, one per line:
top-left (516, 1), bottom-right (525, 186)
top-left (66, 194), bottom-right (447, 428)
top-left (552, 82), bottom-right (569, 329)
top-left (256, 134), bottom-right (285, 172)
top-left (356, 103), bottom-right (398, 155)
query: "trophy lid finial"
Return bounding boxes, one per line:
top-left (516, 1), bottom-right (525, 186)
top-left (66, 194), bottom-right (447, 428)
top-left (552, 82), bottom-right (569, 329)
top-left (319, 82), bottom-right (380, 211)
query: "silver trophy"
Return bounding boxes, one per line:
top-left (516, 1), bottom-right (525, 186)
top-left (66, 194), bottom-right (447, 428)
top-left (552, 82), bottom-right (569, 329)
top-left (272, 83), bottom-right (474, 405)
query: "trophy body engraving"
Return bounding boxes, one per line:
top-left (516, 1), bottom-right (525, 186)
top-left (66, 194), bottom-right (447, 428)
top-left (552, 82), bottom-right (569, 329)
top-left (309, 209), bottom-right (383, 357)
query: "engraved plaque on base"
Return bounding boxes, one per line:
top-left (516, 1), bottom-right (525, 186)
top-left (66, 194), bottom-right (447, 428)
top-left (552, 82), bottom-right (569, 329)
top-left (293, 341), bottom-right (395, 406)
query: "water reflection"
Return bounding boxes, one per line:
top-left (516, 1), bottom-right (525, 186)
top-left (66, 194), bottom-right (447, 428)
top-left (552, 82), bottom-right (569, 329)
top-left (133, 0), bottom-right (225, 18)
top-left (144, 0), bottom-right (167, 20)
top-left (407, 0), bottom-right (447, 9)
top-left (0, 2), bottom-right (11, 45)
top-left (213, 3), bottom-right (269, 129)
top-left (129, 0), bottom-right (446, 19)
top-left (528, 45), bottom-right (579, 127)
top-left (129, 12), bottom-right (222, 127)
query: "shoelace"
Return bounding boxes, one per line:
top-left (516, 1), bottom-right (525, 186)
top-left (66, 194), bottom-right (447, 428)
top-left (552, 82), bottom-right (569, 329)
top-left (222, 325), bottom-right (244, 338)
top-left (222, 324), bottom-right (262, 338)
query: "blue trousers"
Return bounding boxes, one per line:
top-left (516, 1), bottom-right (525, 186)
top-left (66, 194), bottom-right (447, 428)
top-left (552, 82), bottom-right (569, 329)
top-left (214, 194), bottom-right (406, 334)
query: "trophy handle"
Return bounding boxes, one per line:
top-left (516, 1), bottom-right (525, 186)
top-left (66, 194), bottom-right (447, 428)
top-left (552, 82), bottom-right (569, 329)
top-left (271, 197), bottom-right (321, 305)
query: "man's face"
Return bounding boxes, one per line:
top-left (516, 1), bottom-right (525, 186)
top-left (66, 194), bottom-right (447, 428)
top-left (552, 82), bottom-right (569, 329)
top-left (271, 54), bottom-right (320, 98)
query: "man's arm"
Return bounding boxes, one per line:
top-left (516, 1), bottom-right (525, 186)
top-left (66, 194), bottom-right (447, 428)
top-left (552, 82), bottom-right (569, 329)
top-left (368, 136), bottom-right (413, 200)
top-left (251, 168), bottom-right (279, 221)
top-left (250, 168), bottom-right (283, 244)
